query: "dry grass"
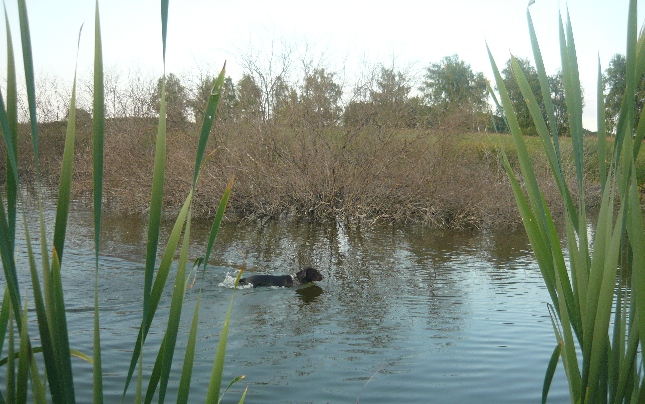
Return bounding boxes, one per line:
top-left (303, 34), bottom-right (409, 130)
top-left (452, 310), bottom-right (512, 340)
top-left (0, 117), bottom-right (601, 230)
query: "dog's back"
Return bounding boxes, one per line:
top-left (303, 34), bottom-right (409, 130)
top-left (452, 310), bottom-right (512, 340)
top-left (239, 274), bottom-right (293, 287)
top-left (238, 267), bottom-right (323, 288)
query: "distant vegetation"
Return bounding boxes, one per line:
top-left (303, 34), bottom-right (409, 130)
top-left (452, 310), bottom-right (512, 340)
top-left (6, 117), bottom-right (616, 230)
top-left (6, 44), bottom-right (638, 228)
top-left (30, 49), bottom-right (634, 137)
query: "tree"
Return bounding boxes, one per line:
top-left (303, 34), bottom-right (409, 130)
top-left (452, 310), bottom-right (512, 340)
top-left (152, 72), bottom-right (188, 123)
top-left (272, 75), bottom-right (293, 116)
top-left (189, 75), bottom-right (237, 123)
top-left (603, 53), bottom-right (645, 134)
top-left (548, 69), bottom-right (571, 136)
top-left (422, 54), bottom-right (489, 131)
top-left (422, 54), bottom-right (488, 115)
top-left (369, 67), bottom-right (413, 128)
top-left (500, 57), bottom-right (544, 136)
top-left (236, 74), bottom-right (262, 121)
top-left (300, 68), bottom-right (343, 129)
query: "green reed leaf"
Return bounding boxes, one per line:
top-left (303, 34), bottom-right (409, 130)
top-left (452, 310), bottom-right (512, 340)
top-left (6, 297), bottom-right (14, 404)
top-left (597, 58), bottom-right (607, 192)
top-left (585, 201), bottom-right (623, 403)
top-left (542, 344), bottom-right (561, 404)
top-left (19, 200), bottom-right (64, 402)
top-left (92, 3), bottom-right (105, 403)
top-left (202, 176), bottom-right (234, 277)
top-left (238, 388), bottom-right (247, 404)
top-left (612, 326), bottom-right (639, 404)
top-left (4, 4), bottom-right (17, 245)
top-left (627, 164), bottom-right (645, 353)
top-left (527, 11), bottom-right (579, 230)
top-left (122, 192), bottom-right (192, 400)
top-left (488, 46), bottom-right (558, 305)
top-left (0, 347), bottom-right (92, 367)
top-left (500, 151), bottom-right (558, 308)
top-left (143, 333), bottom-right (165, 404)
top-left (612, 0), bottom-right (637, 162)
top-left (53, 26), bottom-right (82, 264)
top-left (205, 266), bottom-right (244, 404)
top-left (218, 375), bottom-right (246, 404)
top-left (176, 290), bottom-right (202, 404)
top-left (161, 0), bottom-right (169, 63)
top-left (528, 10), bottom-right (559, 149)
top-left (487, 47), bottom-right (550, 240)
top-left (0, 77), bottom-right (21, 329)
top-left (17, 0), bottom-right (39, 176)
top-left (51, 249), bottom-right (76, 403)
top-left (141, 72), bottom-right (166, 348)
top-left (193, 63), bottom-right (225, 187)
top-left (16, 296), bottom-right (29, 404)
top-left (93, 0), bottom-right (105, 259)
top-left (559, 11), bottom-right (589, 264)
top-left (157, 206), bottom-right (193, 404)
top-left (0, 288), bottom-right (10, 356)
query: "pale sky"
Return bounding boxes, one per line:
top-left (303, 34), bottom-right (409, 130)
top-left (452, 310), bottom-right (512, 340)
top-left (0, 0), bottom-right (641, 130)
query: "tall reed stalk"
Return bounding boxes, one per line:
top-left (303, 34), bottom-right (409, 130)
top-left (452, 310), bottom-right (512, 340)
top-left (0, 1), bottom-right (245, 403)
top-left (490, 1), bottom-right (645, 403)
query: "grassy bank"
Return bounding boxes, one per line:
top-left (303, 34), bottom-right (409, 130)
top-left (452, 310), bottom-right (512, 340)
top-left (2, 116), bottom-right (620, 229)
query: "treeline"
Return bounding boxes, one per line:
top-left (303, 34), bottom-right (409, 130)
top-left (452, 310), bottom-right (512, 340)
top-left (30, 53), bottom-right (637, 137)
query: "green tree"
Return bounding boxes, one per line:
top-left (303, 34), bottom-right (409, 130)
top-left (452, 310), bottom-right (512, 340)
top-left (500, 58), bottom-right (544, 136)
top-left (300, 68), bottom-right (343, 129)
top-left (369, 67), bottom-right (412, 128)
top-left (548, 69), bottom-right (571, 136)
top-left (152, 72), bottom-right (188, 123)
top-left (189, 75), bottom-right (237, 123)
top-left (603, 53), bottom-right (645, 134)
top-left (236, 74), bottom-right (262, 121)
top-left (272, 75), bottom-right (293, 116)
top-left (422, 54), bottom-right (488, 115)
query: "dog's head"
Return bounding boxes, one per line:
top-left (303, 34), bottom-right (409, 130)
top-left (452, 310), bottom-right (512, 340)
top-left (302, 267), bottom-right (324, 282)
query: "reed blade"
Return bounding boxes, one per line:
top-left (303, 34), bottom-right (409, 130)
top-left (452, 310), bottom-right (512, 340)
top-left (53, 26), bottom-right (82, 264)
top-left (157, 206), bottom-right (193, 404)
top-left (122, 193), bottom-right (192, 399)
top-left (193, 64), bottom-right (226, 187)
top-left (51, 249), bottom-right (76, 403)
top-left (202, 176), bottom-right (234, 277)
top-left (597, 58), bottom-right (607, 192)
top-left (92, 2), bottom-right (105, 403)
top-left (542, 344), bottom-right (561, 404)
top-left (176, 291), bottom-right (202, 404)
top-left (205, 269), bottom-right (244, 404)
top-left (4, 4), bottom-right (17, 246)
top-left (16, 297), bottom-right (29, 404)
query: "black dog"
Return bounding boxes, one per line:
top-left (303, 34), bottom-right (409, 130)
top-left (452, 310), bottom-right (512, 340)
top-left (239, 267), bottom-right (324, 288)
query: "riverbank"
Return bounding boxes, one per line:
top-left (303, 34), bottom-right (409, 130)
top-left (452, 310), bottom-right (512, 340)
top-left (2, 117), bottom-right (613, 229)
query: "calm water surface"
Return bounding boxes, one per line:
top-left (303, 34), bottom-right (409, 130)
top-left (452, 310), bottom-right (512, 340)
top-left (7, 199), bottom-right (570, 403)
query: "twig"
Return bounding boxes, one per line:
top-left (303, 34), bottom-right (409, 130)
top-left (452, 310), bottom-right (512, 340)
top-left (356, 361), bottom-right (386, 404)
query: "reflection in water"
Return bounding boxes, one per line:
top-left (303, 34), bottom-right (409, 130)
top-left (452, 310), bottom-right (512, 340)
top-left (1, 198), bottom-right (572, 403)
top-left (295, 285), bottom-right (324, 304)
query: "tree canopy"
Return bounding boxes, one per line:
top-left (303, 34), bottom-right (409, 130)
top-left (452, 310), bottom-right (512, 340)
top-left (500, 57), bottom-right (544, 136)
top-left (422, 54), bottom-right (488, 115)
top-left (152, 72), bottom-right (188, 123)
top-left (603, 53), bottom-right (645, 134)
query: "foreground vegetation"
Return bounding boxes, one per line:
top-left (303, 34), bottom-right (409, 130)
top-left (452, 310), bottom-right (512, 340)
top-left (492, 0), bottom-right (645, 403)
top-left (0, 0), bottom-right (246, 403)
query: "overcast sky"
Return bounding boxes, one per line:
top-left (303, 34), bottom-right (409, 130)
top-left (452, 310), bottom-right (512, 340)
top-left (0, 0), bottom-right (641, 130)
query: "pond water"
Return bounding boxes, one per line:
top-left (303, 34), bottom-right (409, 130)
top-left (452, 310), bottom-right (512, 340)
top-left (5, 198), bottom-right (571, 403)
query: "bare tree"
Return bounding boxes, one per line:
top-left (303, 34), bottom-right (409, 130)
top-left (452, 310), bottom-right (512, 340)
top-left (233, 24), bottom-right (296, 122)
top-left (34, 71), bottom-right (71, 122)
